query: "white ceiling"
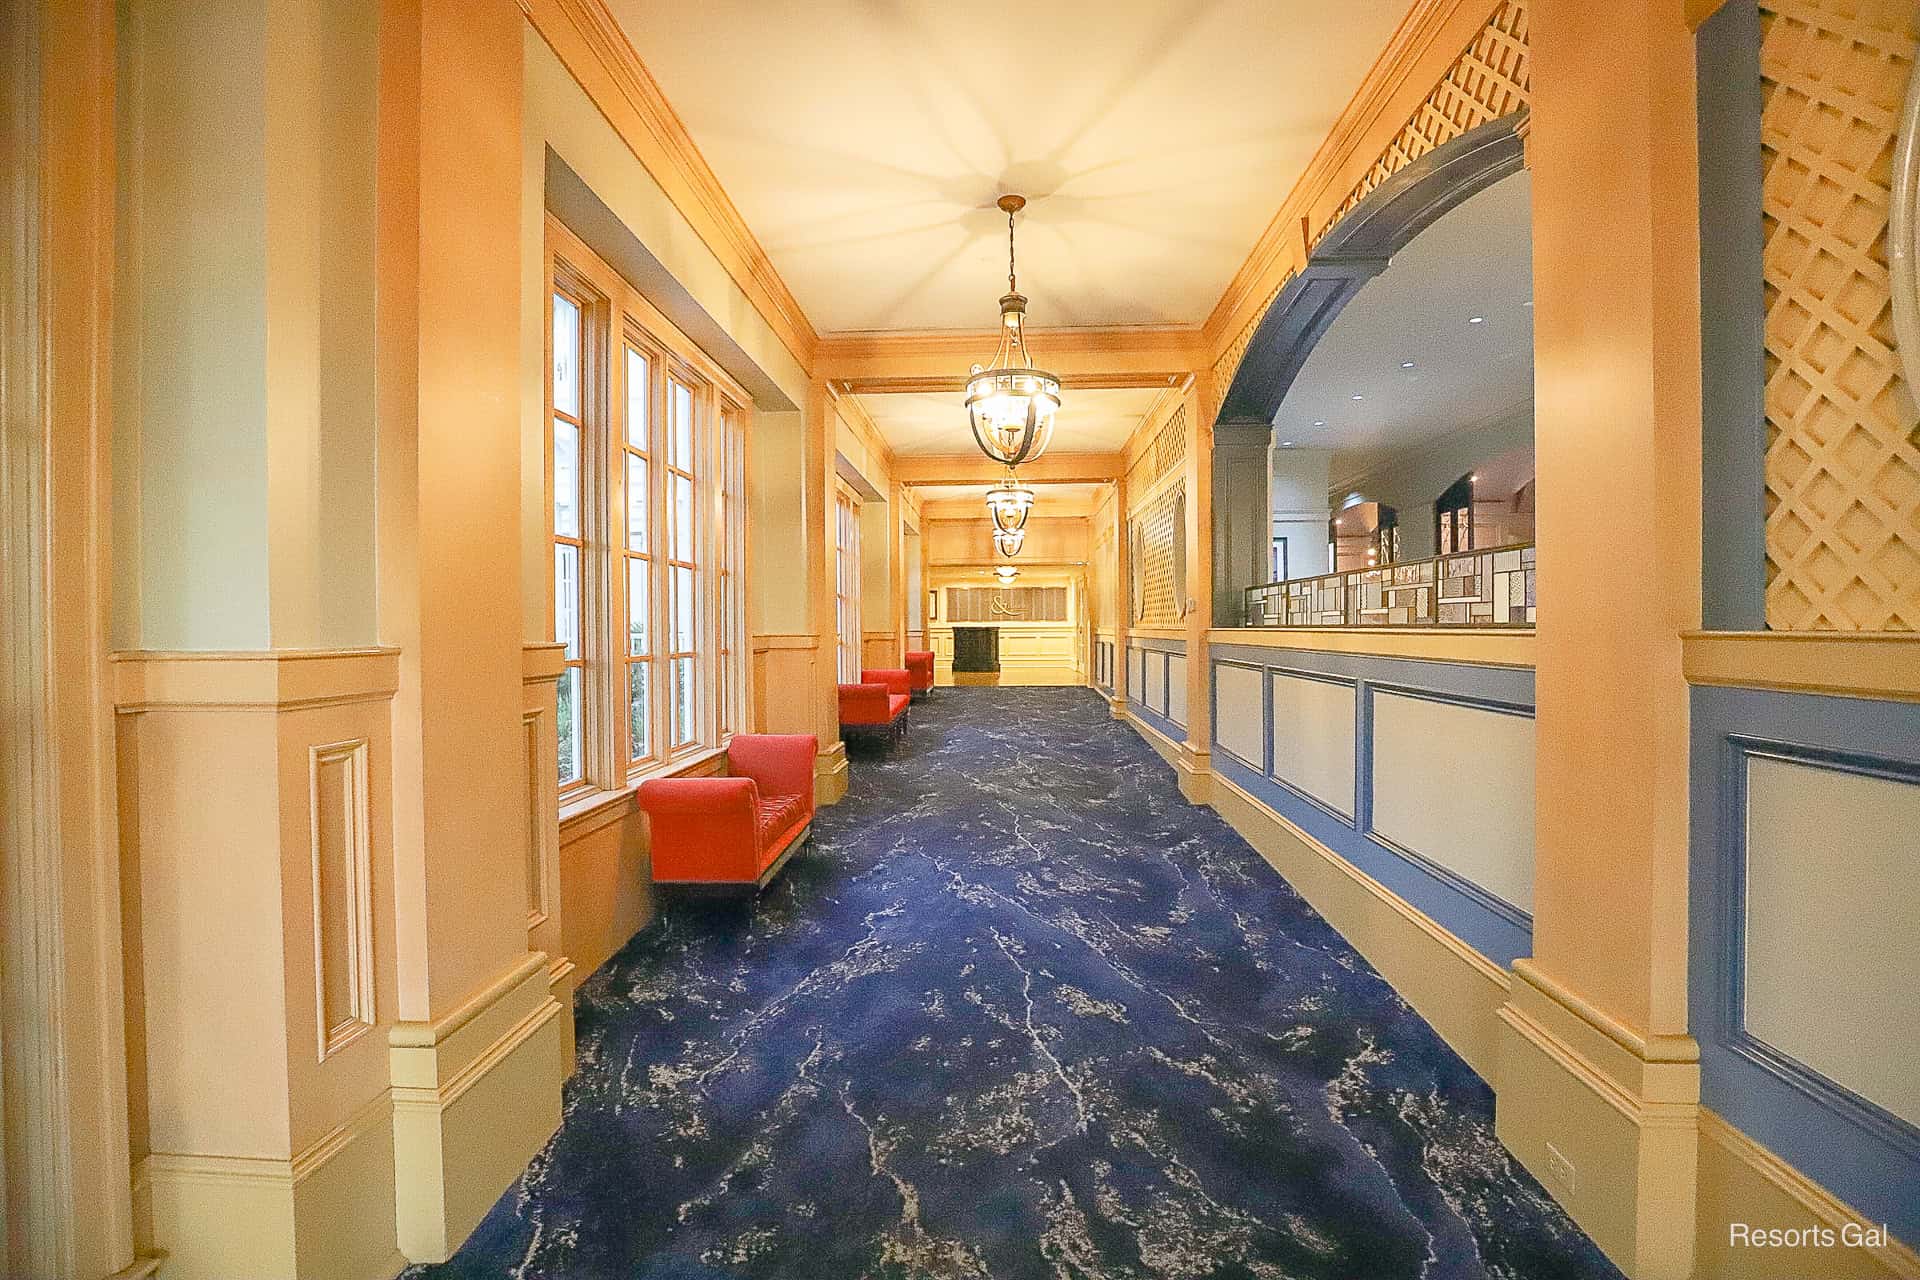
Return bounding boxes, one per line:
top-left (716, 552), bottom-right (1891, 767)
top-left (606, 0), bottom-right (1412, 333)
top-left (856, 386), bottom-right (1167, 456)
top-left (1273, 170), bottom-right (1534, 472)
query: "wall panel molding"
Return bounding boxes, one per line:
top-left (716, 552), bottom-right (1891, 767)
top-left (310, 738), bottom-right (375, 1062)
top-left (1691, 682), bottom-right (1920, 1248)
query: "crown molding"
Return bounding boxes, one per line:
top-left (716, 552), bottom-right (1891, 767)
top-left (827, 384), bottom-right (896, 473)
top-left (1201, 0), bottom-right (1503, 359)
top-left (893, 453), bottom-right (1125, 485)
top-left (524, 0), bottom-right (820, 369)
top-left (815, 325), bottom-right (1207, 385)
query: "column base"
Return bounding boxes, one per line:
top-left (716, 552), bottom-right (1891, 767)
top-left (814, 739), bottom-right (849, 805)
top-left (1495, 959), bottom-right (1700, 1280)
top-left (391, 953), bottom-right (567, 1264)
top-left (1174, 745), bottom-right (1212, 804)
top-left (137, 1094), bottom-right (404, 1280)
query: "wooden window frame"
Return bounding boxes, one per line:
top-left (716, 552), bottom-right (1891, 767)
top-left (546, 215), bottom-right (752, 806)
top-left (834, 483), bottom-right (862, 683)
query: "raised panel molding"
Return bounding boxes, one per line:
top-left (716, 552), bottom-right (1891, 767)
top-left (310, 739), bottom-right (375, 1061)
top-left (522, 710), bottom-right (552, 928)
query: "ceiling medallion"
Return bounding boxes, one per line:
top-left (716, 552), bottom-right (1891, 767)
top-left (965, 195), bottom-right (1062, 466)
top-left (984, 471), bottom-right (1036, 533)
top-left (993, 526), bottom-right (1026, 558)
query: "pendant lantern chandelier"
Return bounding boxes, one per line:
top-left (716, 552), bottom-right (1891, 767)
top-left (993, 526), bottom-right (1025, 558)
top-left (994, 564), bottom-right (1020, 585)
top-left (965, 195), bottom-right (1062, 466)
top-left (984, 472), bottom-right (1036, 533)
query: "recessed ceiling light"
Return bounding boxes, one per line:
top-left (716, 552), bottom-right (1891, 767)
top-left (1350, 393), bottom-right (1364, 401)
top-left (1280, 440), bottom-right (1294, 447)
top-left (1400, 360), bottom-right (1416, 369)
top-left (1312, 420), bottom-right (1325, 427)
top-left (1468, 316), bottom-right (1485, 324)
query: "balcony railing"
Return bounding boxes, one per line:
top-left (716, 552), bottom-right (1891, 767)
top-left (1243, 542), bottom-right (1535, 628)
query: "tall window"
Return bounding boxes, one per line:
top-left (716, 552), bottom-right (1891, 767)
top-left (665, 375), bottom-right (701, 749)
top-left (716, 403), bottom-right (747, 737)
top-left (621, 342), bottom-right (652, 769)
top-left (547, 216), bottom-right (752, 798)
top-left (551, 285), bottom-right (591, 791)
top-left (835, 485), bottom-right (862, 682)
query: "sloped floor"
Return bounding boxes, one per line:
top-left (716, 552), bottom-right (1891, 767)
top-left (409, 686), bottom-right (1622, 1279)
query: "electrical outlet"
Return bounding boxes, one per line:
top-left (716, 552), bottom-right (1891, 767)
top-left (1545, 1142), bottom-right (1577, 1196)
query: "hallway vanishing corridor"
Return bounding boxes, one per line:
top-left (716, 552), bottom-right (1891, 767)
top-left (410, 689), bottom-right (1622, 1280)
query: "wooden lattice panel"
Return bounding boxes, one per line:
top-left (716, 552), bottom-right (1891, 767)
top-left (1133, 484), bottom-right (1184, 624)
top-left (1761, 0), bottom-right (1920, 630)
top-left (1315, 0), bottom-right (1532, 247)
top-left (1126, 403), bottom-right (1191, 499)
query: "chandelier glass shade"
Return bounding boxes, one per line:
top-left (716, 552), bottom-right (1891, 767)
top-left (984, 475), bottom-right (1036, 533)
top-left (993, 564), bottom-right (1019, 585)
top-left (992, 527), bottom-right (1026, 558)
top-left (965, 196), bottom-right (1062, 466)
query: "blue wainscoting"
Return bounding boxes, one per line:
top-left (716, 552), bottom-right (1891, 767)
top-left (1209, 643), bottom-right (1536, 967)
top-left (1127, 636), bottom-right (1186, 744)
top-left (1690, 684), bottom-right (1920, 1247)
top-left (1094, 638), bottom-right (1117, 694)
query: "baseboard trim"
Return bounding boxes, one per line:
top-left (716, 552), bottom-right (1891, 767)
top-left (1697, 1110), bottom-right (1920, 1279)
top-left (815, 740), bottom-right (850, 805)
top-left (1208, 769), bottom-right (1511, 1079)
top-left (391, 953), bottom-right (567, 1263)
top-left (1495, 979), bottom-right (1700, 1280)
top-left (140, 1092), bottom-right (403, 1280)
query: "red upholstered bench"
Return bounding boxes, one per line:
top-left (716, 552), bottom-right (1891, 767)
top-left (839, 668), bottom-right (911, 740)
top-left (637, 733), bottom-right (817, 889)
top-left (904, 651), bottom-right (935, 697)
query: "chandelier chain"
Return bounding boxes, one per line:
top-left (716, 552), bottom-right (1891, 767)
top-left (1007, 206), bottom-right (1017, 293)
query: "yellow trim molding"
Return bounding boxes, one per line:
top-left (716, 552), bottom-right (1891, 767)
top-left (1682, 630), bottom-right (1920, 704)
top-left (1209, 626), bottom-right (1536, 668)
top-left (1696, 1109), bottom-right (1920, 1280)
top-left (112, 647), bottom-right (402, 712)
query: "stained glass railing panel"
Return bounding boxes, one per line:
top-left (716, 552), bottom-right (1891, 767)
top-left (1244, 543), bottom-right (1535, 628)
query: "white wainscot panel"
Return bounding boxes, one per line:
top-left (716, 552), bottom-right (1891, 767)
top-left (1369, 692), bottom-right (1534, 913)
top-left (1269, 672), bottom-right (1355, 817)
top-left (1744, 756), bottom-right (1920, 1130)
top-left (1214, 664), bottom-right (1264, 768)
top-left (1145, 653), bottom-right (1167, 713)
top-left (1167, 655), bottom-right (1188, 726)
top-left (1129, 647), bottom-right (1146, 697)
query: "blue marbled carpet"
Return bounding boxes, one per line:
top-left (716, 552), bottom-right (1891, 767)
top-left (410, 686), bottom-right (1622, 1280)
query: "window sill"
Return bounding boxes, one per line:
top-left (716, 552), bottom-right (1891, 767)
top-left (557, 744), bottom-right (729, 840)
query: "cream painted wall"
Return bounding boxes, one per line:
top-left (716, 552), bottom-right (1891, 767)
top-left (1335, 404), bottom-right (1533, 562)
top-left (1269, 672), bottom-right (1355, 817)
top-left (1743, 756), bottom-right (1920, 1130)
top-left (1369, 692), bottom-right (1535, 914)
top-left (1214, 663), bottom-right (1264, 767)
top-left (1270, 447), bottom-right (1331, 581)
top-left (928, 516), bottom-right (1090, 566)
top-left (114, 0), bottom-right (380, 652)
top-left (751, 410), bottom-right (808, 634)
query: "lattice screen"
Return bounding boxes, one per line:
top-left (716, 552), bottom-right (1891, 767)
top-left (1126, 404), bottom-right (1191, 498)
top-left (1213, 1), bottom-right (1531, 395)
top-left (1316, 0), bottom-right (1532, 248)
top-left (1131, 485), bottom-right (1185, 625)
top-left (1760, 0), bottom-right (1920, 631)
